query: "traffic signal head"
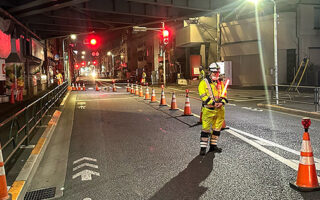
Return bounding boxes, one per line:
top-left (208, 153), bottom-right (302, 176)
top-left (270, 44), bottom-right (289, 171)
top-left (90, 38), bottom-right (97, 45)
top-left (162, 29), bottom-right (169, 45)
top-left (93, 60), bottom-right (97, 65)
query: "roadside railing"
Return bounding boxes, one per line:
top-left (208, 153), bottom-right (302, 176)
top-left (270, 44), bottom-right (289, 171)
top-left (0, 82), bottom-right (68, 165)
top-left (272, 84), bottom-right (320, 112)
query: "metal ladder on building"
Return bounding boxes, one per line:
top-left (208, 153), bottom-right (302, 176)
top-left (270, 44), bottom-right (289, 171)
top-left (288, 58), bottom-right (309, 93)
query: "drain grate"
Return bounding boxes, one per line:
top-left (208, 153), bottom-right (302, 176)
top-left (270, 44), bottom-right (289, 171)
top-left (24, 187), bottom-right (56, 200)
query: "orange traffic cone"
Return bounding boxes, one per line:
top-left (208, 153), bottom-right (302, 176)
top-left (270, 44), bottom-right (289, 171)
top-left (96, 84), bottom-right (100, 91)
top-left (170, 92), bottom-right (178, 110)
top-left (10, 86), bottom-right (15, 104)
top-left (131, 84), bottom-right (134, 94)
top-left (77, 83), bottom-right (81, 91)
top-left (150, 88), bottom-right (157, 103)
top-left (82, 83), bottom-right (86, 91)
top-left (145, 85), bottom-right (150, 100)
top-left (290, 118), bottom-right (320, 192)
top-left (113, 83), bottom-right (117, 92)
top-left (135, 85), bottom-right (139, 96)
top-left (183, 89), bottom-right (192, 116)
top-left (127, 81), bottom-right (130, 92)
top-left (159, 86), bottom-right (166, 106)
top-left (19, 89), bottom-right (23, 102)
top-left (139, 86), bottom-right (144, 97)
top-left (72, 83), bottom-right (76, 91)
top-left (0, 144), bottom-right (9, 200)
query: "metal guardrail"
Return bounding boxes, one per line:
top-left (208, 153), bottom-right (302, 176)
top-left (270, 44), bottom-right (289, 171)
top-left (272, 84), bottom-right (320, 112)
top-left (0, 82), bottom-right (68, 165)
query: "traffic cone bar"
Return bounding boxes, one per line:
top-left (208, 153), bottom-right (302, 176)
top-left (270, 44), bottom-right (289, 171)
top-left (183, 89), bottom-right (192, 116)
top-left (150, 88), bottom-right (157, 103)
top-left (170, 92), bottom-right (178, 110)
top-left (290, 117), bottom-right (320, 192)
top-left (139, 86), bottom-right (144, 97)
top-left (159, 85), bottom-right (166, 106)
top-left (0, 144), bottom-right (9, 200)
top-left (145, 84), bottom-right (150, 100)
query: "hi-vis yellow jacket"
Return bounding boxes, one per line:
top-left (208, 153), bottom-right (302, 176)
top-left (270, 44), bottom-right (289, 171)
top-left (198, 77), bottom-right (227, 106)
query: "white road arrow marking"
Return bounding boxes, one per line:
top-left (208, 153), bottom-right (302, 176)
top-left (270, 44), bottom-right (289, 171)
top-left (73, 163), bottom-right (98, 171)
top-left (72, 170), bottom-right (100, 181)
top-left (73, 157), bottom-right (97, 164)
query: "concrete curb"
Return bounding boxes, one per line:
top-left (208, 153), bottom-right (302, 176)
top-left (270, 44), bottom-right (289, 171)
top-left (257, 103), bottom-right (320, 119)
top-left (8, 91), bottom-right (70, 200)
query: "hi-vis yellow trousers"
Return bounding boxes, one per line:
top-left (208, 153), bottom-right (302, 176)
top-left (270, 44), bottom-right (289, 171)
top-left (202, 106), bottom-right (225, 132)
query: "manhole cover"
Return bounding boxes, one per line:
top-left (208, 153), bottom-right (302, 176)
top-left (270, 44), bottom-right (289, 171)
top-left (24, 187), bottom-right (55, 200)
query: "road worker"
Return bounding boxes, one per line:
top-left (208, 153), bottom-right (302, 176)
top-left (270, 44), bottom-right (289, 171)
top-left (198, 62), bottom-right (228, 155)
top-left (56, 70), bottom-right (63, 85)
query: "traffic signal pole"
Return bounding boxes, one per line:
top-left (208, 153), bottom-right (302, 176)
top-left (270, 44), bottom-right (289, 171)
top-left (162, 22), bottom-right (166, 86)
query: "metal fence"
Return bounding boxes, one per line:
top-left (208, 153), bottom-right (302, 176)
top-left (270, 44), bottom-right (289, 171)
top-left (0, 82), bottom-right (68, 165)
top-left (272, 84), bottom-right (320, 112)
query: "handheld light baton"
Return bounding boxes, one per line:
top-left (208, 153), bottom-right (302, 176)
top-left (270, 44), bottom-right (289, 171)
top-left (221, 79), bottom-right (230, 97)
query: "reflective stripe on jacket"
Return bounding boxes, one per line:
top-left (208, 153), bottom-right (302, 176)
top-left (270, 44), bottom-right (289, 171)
top-left (198, 78), bottom-right (227, 105)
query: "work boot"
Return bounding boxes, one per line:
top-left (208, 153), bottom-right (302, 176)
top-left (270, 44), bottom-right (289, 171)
top-left (199, 147), bottom-right (206, 156)
top-left (208, 145), bottom-right (222, 153)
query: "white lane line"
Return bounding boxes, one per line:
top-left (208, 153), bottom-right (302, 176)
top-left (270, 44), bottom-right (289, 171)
top-left (227, 103), bottom-right (236, 106)
top-left (242, 107), bottom-right (263, 112)
top-left (227, 129), bottom-right (320, 181)
top-left (229, 127), bottom-right (320, 163)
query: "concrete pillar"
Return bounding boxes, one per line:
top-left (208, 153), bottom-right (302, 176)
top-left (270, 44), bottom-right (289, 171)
top-left (185, 47), bottom-right (190, 79)
top-left (200, 44), bottom-right (206, 67)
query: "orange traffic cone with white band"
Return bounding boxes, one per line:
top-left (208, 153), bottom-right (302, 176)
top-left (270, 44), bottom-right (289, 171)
top-left (183, 89), bottom-right (192, 116)
top-left (95, 83), bottom-right (100, 91)
top-left (72, 83), bottom-right (76, 91)
top-left (0, 143), bottom-right (9, 200)
top-left (145, 84), bottom-right (150, 100)
top-left (82, 83), bottom-right (86, 91)
top-left (113, 83), bottom-right (117, 92)
top-left (150, 88), bottom-right (157, 103)
top-left (135, 85), bottom-right (139, 96)
top-left (159, 85), bottom-right (166, 106)
top-left (170, 92), bottom-right (178, 110)
top-left (78, 83), bottom-right (81, 91)
top-left (290, 117), bottom-right (320, 192)
top-left (139, 86), bottom-right (144, 97)
top-left (127, 81), bottom-right (130, 92)
top-left (131, 84), bottom-right (134, 94)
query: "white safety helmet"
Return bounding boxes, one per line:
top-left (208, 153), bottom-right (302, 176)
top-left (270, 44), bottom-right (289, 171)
top-left (208, 62), bottom-right (220, 73)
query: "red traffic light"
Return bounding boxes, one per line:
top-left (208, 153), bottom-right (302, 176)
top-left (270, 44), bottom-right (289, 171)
top-left (93, 60), bottom-right (97, 65)
top-left (90, 38), bottom-right (97, 45)
top-left (81, 61), bottom-right (86, 66)
top-left (75, 64), bottom-right (80, 69)
top-left (162, 29), bottom-right (169, 37)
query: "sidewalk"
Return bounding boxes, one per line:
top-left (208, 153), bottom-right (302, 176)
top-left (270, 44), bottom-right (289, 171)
top-left (0, 84), bottom-right (57, 123)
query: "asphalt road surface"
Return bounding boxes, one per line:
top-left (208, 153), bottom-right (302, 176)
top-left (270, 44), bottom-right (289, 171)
top-left (54, 83), bottom-right (320, 200)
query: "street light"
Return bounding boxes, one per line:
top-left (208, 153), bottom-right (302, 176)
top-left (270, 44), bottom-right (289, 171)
top-left (82, 51), bottom-right (86, 55)
top-left (107, 51), bottom-right (114, 77)
top-left (70, 34), bottom-right (77, 40)
top-left (248, 0), bottom-right (279, 105)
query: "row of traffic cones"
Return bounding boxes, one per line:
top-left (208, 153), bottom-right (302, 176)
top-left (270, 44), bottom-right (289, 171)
top-left (127, 83), bottom-right (192, 116)
top-left (72, 83), bottom-right (86, 91)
